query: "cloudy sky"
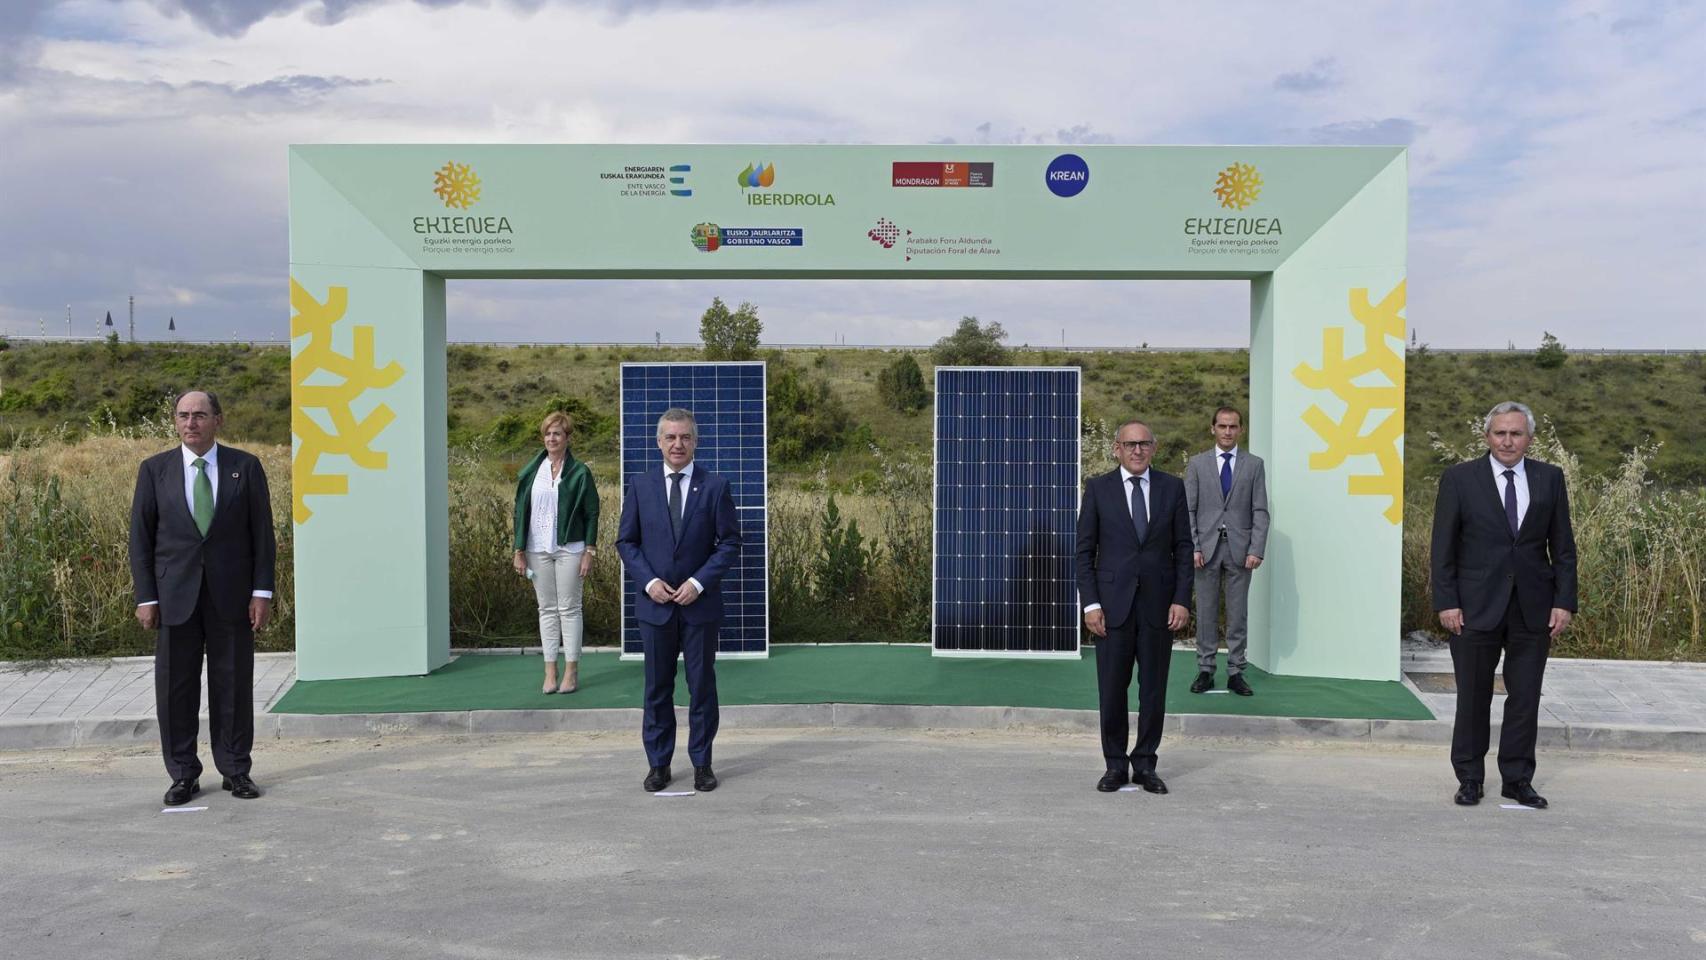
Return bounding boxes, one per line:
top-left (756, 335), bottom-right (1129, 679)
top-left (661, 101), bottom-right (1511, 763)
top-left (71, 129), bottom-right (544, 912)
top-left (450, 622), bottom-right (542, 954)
top-left (0, 0), bottom-right (1701, 348)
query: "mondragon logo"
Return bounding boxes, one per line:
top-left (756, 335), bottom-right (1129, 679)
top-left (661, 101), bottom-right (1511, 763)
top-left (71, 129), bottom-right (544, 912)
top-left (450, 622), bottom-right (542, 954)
top-left (1213, 162), bottom-right (1263, 210)
top-left (1292, 280), bottom-right (1406, 524)
top-left (290, 279), bottom-right (405, 524)
top-left (432, 161), bottom-right (482, 209)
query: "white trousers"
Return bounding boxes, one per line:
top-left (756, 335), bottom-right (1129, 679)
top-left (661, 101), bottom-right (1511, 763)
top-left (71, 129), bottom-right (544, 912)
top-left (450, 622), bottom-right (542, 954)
top-left (527, 551), bottom-right (584, 663)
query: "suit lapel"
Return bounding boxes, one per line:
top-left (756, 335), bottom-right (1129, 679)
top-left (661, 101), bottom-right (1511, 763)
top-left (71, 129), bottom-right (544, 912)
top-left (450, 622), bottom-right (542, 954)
top-left (1477, 454), bottom-right (1513, 538)
top-left (213, 453), bottom-right (239, 534)
top-left (161, 453), bottom-right (199, 535)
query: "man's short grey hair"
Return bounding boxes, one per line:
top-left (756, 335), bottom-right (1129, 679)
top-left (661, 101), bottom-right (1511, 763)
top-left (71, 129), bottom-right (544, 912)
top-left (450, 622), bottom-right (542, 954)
top-left (1484, 401), bottom-right (1535, 436)
top-left (656, 407), bottom-right (697, 438)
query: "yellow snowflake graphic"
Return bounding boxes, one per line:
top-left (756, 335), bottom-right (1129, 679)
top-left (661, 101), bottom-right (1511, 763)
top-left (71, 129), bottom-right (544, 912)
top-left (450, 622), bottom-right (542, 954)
top-left (432, 161), bottom-right (482, 209)
top-left (290, 279), bottom-right (405, 524)
top-left (1292, 280), bottom-right (1406, 524)
top-left (1213, 162), bottom-right (1263, 210)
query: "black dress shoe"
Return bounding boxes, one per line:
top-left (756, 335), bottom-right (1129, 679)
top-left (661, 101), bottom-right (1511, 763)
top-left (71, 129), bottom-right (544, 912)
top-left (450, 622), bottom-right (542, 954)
top-left (694, 765), bottom-right (718, 792)
top-left (1134, 771), bottom-right (1169, 794)
top-left (1189, 671), bottom-right (1215, 694)
top-left (1454, 781), bottom-right (1483, 806)
top-left (643, 766), bottom-right (672, 792)
top-left (1227, 674), bottom-right (1254, 697)
top-left (221, 774), bottom-right (261, 799)
top-left (163, 778), bottom-right (200, 806)
top-left (1096, 769), bottom-right (1130, 792)
top-left (1501, 781), bottom-right (1548, 809)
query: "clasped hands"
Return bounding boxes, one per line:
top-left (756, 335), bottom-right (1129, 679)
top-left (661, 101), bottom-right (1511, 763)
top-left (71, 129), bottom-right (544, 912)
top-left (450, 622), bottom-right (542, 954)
top-left (1083, 603), bottom-right (1190, 637)
top-left (647, 579), bottom-right (701, 606)
top-left (1439, 607), bottom-right (1572, 640)
top-left (136, 598), bottom-right (270, 631)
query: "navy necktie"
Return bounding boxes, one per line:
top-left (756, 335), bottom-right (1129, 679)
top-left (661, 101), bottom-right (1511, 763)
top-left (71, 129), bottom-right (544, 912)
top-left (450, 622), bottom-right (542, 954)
top-left (1502, 469), bottom-right (1519, 538)
top-left (669, 472), bottom-right (686, 540)
top-left (1129, 475), bottom-right (1148, 544)
top-left (1219, 451), bottom-right (1233, 500)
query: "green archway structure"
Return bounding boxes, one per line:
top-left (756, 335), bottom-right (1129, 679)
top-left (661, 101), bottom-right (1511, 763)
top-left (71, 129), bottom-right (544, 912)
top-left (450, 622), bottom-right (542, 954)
top-left (288, 145), bottom-right (1406, 682)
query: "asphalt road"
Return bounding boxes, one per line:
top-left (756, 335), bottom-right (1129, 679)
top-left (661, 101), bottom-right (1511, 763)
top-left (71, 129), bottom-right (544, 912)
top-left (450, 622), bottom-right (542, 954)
top-left (3, 729), bottom-right (1703, 960)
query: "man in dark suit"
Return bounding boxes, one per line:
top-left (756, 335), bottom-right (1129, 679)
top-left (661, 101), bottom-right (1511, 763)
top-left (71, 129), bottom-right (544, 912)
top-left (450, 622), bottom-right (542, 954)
top-left (130, 390), bottom-right (277, 806)
top-left (616, 408), bottom-right (742, 794)
top-left (1076, 419), bottom-right (1193, 794)
top-left (1432, 401), bottom-right (1576, 809)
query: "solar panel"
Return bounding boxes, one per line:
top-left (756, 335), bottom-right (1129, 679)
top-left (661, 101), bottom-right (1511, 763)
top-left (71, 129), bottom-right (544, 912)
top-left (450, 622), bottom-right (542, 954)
top-left (618, 362), bottom-right (769, 659)
top-left (933, 367), bottom-right (1082, 657)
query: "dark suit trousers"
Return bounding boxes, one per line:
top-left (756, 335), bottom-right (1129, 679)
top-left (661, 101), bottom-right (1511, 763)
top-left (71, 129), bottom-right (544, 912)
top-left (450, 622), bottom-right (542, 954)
top-left (156, 576), bottom-right (254, 781)
top-left (1095, 606), bottom-right (1172, 774)
top-left (1450, 593), bottom-right (1550, 785)
top-left (640, 613), bottom-right (720, 769)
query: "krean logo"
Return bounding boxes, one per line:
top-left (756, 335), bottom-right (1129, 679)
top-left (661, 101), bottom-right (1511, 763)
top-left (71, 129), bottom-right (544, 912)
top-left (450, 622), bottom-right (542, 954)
top-left (1045, 154), bottom-right (1089, 198)
top-left (1213, 162), bottom-right (1263, 210)
top-left (737, 163), bottom-right (776, 190)
top-left (433, 161), bottom-right (482, 209)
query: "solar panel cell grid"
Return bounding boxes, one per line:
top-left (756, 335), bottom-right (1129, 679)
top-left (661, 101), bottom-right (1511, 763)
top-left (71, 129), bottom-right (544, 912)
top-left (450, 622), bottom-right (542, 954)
top-left (619, 362), bottom-right (769, 657)
top-left (933, 367), bottom-right (1081, 656)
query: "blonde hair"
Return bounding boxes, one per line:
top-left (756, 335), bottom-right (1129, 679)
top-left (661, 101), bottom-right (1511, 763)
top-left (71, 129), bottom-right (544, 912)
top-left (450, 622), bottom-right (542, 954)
top-left (541, 411), bottom-right (573, 438)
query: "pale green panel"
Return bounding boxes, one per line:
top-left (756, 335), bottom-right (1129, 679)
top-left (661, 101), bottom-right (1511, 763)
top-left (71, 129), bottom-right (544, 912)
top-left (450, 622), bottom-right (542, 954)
top-left (290, 265), bottom-right (447, 680)
top-left (289, 149), bottom-right (419, 269)
top-left (1253, 156), bottom-right (1407, 681)
top-left (290, 145), bottom-right (1400, 275)
top-left (1245, 276), bottom-right (1277, 673)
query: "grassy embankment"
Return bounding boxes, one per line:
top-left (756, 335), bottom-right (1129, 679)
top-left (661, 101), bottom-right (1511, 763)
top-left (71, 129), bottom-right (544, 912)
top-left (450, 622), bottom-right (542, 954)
top-left (2, 339), bottom-right (1701, 660)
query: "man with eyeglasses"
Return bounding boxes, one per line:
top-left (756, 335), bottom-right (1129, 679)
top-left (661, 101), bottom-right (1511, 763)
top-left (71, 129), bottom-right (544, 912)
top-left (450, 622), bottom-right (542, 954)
top-left (1183, 406), bottom-right (1268, 697)
top-left (1075, 420), bottom-right (1193, 794)
top-left (130, 391), bottom-right (277, 806)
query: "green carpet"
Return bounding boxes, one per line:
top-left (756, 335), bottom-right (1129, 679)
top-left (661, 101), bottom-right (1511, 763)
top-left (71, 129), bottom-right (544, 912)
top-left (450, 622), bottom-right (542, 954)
top-left (271, 645), bottom-right (1431, 721)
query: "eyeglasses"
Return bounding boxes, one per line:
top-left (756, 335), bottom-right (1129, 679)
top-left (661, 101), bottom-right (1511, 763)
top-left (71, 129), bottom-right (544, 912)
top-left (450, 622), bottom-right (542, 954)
top-left (1115, 440), bottom-right (1156, 451)
top-left (175, 412), bottom-right (214, 423)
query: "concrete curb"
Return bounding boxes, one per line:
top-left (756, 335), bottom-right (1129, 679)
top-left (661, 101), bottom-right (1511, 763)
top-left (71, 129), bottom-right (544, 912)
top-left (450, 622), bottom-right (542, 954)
top-left (5, 705), bottom-right (1703, 756)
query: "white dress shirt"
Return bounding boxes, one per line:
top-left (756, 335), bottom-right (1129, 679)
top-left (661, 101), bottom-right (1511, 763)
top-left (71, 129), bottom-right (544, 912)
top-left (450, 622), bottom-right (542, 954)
top-left (1084, 466), bottom-right (1151, 614)
top-left (1489, 454), bottom-right (1530, 528)
top-left (646, 462), bottom-right (702, 595)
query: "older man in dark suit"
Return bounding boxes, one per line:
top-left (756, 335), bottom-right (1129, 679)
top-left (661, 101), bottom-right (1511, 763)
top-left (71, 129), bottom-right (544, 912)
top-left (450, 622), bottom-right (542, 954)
top-left (1432, 401), bottom-right (1577, 809)
top-left (130, 390), bottom-right (277, 806)
top-left (617, 407), bottom-right (742, 794)
top-left (1076, 419), bottom-right (1193, 794)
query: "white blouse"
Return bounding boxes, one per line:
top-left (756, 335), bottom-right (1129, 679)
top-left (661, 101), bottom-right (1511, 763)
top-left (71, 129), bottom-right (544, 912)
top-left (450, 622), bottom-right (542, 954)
top-left (526, 458), bottom-right (586, 555)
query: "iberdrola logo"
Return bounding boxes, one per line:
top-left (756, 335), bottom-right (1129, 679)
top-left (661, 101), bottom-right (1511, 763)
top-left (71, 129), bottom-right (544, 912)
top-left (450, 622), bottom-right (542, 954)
top-left (1213, 162), bottom-right (1262, 210)
top-left (737, 163), bottom-right (776, 190)
top-left (433, 161), bottom-right (482, 209)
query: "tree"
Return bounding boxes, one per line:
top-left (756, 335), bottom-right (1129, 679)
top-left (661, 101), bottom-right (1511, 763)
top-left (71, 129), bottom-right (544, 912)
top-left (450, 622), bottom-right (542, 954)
top-left (1535, 330), bottom-right (1567, 369)
top-left (700, 297), bottom-right (762, 360)
top-left (767, 362), bottom-right (851, 464)
top-left (876, 353), bottom-right (930, 413)
top-left (931, 316), bottom-right (1009, 366)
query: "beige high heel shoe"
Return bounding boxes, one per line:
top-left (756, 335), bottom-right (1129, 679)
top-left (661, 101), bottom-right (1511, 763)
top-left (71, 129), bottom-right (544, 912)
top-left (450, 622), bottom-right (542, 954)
top-left (557, 662), bottom-right (579, 694)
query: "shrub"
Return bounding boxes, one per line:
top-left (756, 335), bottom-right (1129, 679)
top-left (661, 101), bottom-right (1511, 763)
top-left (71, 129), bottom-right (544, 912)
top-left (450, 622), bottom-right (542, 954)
top-left (1536, 331), bottom-right (1567, 369)
top-left (876, 353), bottom-right (930, 413)
top-left (767, 363), bottom-right (850, 465)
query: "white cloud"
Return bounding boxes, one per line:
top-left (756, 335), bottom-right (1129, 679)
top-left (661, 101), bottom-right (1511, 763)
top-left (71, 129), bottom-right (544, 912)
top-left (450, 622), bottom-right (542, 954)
top-left (0, 0), bottom-right (1701, 348)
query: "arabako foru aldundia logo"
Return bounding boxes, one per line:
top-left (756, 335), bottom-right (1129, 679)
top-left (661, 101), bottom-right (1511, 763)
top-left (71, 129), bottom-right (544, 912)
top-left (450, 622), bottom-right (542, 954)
top-left (432, 161), bottom-right (482, 209)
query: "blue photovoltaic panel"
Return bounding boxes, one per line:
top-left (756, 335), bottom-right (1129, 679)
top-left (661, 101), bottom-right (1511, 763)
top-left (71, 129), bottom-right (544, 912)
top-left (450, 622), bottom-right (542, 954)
top-left (933, 367), bottom-right (1081, 656)
top-left (619, 362), bottom-right (768, 657)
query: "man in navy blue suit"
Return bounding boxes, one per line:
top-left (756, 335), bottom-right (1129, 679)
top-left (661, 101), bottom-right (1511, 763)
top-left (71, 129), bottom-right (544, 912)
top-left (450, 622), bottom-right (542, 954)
top-left (1075, 419), bottom-right (1193, 795)
top-left (616, 408), bottom-right (742, 793)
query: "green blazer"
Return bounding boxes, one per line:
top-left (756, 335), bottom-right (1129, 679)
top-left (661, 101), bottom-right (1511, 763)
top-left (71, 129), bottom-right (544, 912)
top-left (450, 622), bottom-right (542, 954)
top-left (512, 449), bottom-right (601, 552)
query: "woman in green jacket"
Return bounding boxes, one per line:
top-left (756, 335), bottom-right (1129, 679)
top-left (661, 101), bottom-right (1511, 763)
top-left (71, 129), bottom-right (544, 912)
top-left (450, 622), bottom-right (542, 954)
top-left (512, 410), bottom-right (601, 694)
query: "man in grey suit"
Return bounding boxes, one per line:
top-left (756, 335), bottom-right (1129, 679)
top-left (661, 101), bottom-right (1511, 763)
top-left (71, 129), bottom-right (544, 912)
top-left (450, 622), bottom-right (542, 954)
top-left (130, 391), bottom-right (277, 806)
top-left (1183, 406), bottom-right (1269, 696)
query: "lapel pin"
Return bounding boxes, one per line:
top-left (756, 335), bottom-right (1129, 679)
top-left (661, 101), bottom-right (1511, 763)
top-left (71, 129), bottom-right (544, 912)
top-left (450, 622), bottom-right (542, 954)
top-left (230, 472), bottom-right (240, 479)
